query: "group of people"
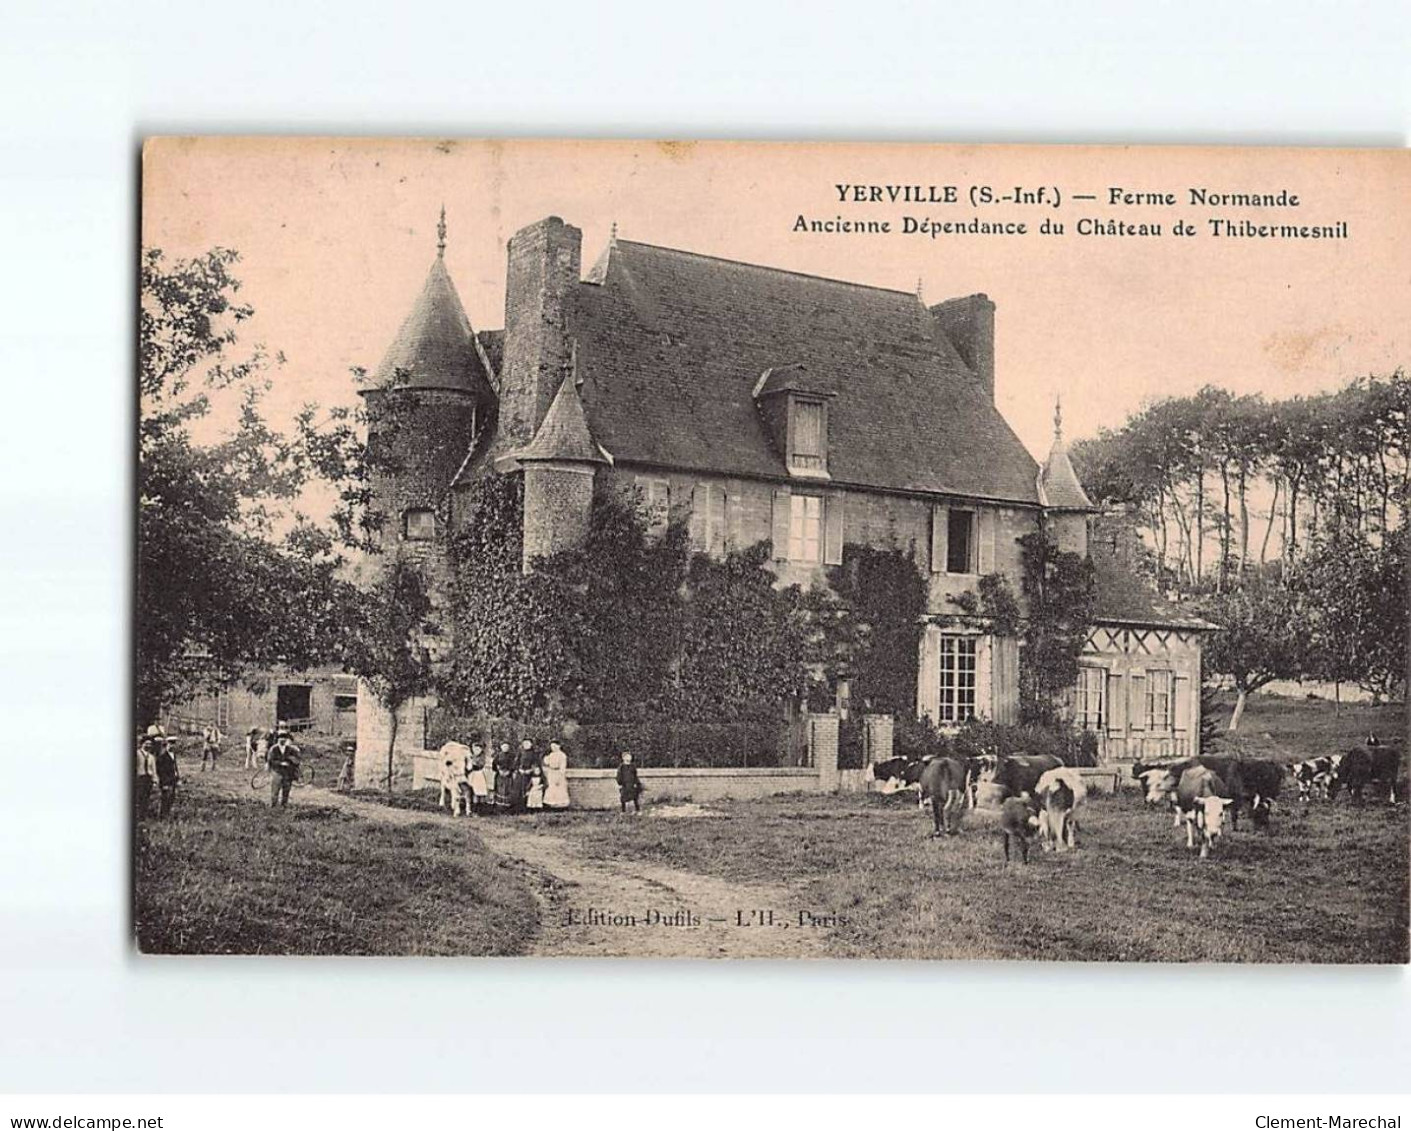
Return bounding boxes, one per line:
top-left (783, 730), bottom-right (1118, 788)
top-left (437, 738), bottom-right (571, 816)
top-left (436, 740), bottom-right (646, 815)
top-left (135, 724), bottom-right (181, 818)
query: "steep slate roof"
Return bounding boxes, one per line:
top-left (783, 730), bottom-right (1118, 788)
top-left (371, 256), bottom-right (496, 397)
top-left (569, 239), bottom-right (1041, 504)
top-left (1090, 545), bottom-right (1216, 630)
top-left (517, 376), bottom-right (608, 464)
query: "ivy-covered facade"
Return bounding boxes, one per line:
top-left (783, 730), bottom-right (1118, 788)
top-left (360, 211), bottom-right (1209, 755)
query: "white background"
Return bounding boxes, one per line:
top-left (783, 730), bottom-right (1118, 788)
top-left (1, 0), bottom-right (1408, 1095)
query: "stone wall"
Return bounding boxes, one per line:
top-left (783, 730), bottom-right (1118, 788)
top-left (522, 461), bottom-right (596, 568)
top-left (353, 682), bottom-right (433, 790)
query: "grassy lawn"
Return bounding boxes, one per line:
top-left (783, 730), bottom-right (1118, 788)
top-left (1207, 692), bottom-right (1404, 761)
top-left (538, 696), bottom-right (1408, 963)
top-left (134, 775), bottom-right (539, 956)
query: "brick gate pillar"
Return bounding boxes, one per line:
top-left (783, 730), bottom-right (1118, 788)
top-left (810, 713), bottom-right (840, 791)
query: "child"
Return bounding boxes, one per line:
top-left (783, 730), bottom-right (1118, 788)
top-left (468, 744), bottom-right (490, 813)
top-left (616, 751), bottom-right (643, 814)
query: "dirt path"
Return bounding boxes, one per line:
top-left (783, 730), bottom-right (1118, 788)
top-left (210, 769), bottom-right (828, 958)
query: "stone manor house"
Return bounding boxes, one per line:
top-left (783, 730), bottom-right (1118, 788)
top-left (362, 210), bottom-right (1211, 765)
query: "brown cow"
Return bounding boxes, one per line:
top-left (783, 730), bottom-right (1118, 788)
top-left (920, 756), bottom-right (970, 837)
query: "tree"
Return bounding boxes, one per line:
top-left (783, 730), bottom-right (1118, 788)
top-left (137, 248), bottom-right (361, 723)
top-left (345, 560), bottom-right (435, 790)
top-left (1200, 575), bottom-right (1310, 730)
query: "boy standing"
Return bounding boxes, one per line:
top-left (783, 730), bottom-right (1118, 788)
top-left (616, 751), bottom-right (643, 814)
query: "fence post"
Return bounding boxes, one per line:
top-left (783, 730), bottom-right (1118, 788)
top-left (810, 713), bottom-right (840, 792)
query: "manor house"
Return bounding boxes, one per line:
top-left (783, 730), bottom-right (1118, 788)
top-left (362, 211), bottom-right (1209, 764)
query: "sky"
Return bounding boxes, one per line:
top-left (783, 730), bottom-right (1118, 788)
top-left (142, 138), bottom-right (1411, 461)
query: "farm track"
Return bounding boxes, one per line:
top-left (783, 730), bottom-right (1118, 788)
top-left (206, 769), bottom-right (829, 959)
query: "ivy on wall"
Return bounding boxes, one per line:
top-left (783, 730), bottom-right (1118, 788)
top-left (440, 475), bottom-right (809, 724)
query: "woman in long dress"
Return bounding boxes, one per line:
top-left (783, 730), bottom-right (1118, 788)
top-left (543, 741), bottom-right (570, 810)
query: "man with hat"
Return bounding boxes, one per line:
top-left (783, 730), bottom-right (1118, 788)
top-left (154, 730), bottom-right (180, 817)
top-left (266, 727), bottom-right (302, 809)
top-left (135, 725), bottom-right (160, 819)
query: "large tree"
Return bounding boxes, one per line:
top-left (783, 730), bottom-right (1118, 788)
top-left (137, 248), bottom-right (361, 723)
top-left (1200, 573), bottom-right (1311, 730)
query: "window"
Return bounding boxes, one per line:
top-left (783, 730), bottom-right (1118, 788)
top-left (938, 635), bottom-right (977, 723)
top-left (333, 694), bottom-right (358, 711)
top-left (404, 508), bottom-right (436, 541)
top-left (1146, 669), bottom-right (1173, 731)
top-left (1073, 666), bottom-right (1106, 731)
top-left (790, 399), bottom-right (826, 472)
top-left (789, 494), bottom-right (824, 562)
top-left (638, 478), bottom-right (670, 537)
top-left (947, 508), bottom-right (975, 573)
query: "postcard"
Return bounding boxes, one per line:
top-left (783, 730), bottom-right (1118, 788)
top-left (136, 138), bottom-right (1409, 960)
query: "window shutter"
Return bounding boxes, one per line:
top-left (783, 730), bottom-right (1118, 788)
top-left (1106, 672), bottom-right (1126, 733)
top-left (1173, 673), bottom-right (1191, 733)
top-left (1128, 673), bottom-right (1146, 731)
top-left (824, 494), bottom-right (845, 565)
top-left (930, 504), bottom-right (949, 574)
top-left (771, 489), bottom-right (792, 560)
top-left (977, 509), bottom-right (996, 573)
top-left (726, 490), bottom-right (742, 552)
top-left (917, 627), bottom-right (941, 723)
top-left (688, 483), bottom-right (708, 551)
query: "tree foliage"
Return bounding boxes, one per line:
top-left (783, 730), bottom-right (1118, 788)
top-left (137, 248), bottom-right (363, 723)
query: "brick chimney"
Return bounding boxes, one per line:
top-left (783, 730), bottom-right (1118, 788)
top-left (494, 216), bottom-right (582, 456)
top-left (929, 293), bottom-right (995, 400)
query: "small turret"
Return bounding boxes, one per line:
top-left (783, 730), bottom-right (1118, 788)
top-left (1038, 397), bottom-right (1094, 555)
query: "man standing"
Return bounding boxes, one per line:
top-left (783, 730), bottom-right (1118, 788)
top-left (135, 727), bottom-right (158, 820)
top-left (155, 734), bottom-right (180, 817)
top-left (200, 724), bottom-right (222, 772)
top-left (266, 728), bottom-right (301, 809)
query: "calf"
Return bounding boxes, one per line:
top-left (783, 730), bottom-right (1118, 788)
top-left (1292, 756), bottom-right (1335, 802)
top-left (998, 795), bottom-right (1041, 864)
top-left (965, 754), bottom-right (1000, 808)
top-left (920, 756), bottom-right (970, 837)
top-left (1177, 766), bottom-right (1233, 859)
top-left (1034, 766), bottom-right (1088, 851)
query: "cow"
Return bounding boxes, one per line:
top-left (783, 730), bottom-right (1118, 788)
top-left (866, 756), bottom-right (926, 795)
top-left (990, 753), bottom-right (1063, 800)
top-left (1292, 756), bottom-right (1337, 802)
top-left (1176, 766), bottom-right (1233, 859)
top-left (1034, 766), bottom-right (1088, 850)
top-left (998, 795), bottom-right (1041, 864)
top-left (964, 754), bottom-right (1000, 808)
top-left (1330, 745), bottom-right (1402, 804)
top-left (1135, 759), bottom-right (1198, 826)
top-left (1229, 759), bottom-right (1283, 829)
top-left (919, 756), bottom-right (970, 837)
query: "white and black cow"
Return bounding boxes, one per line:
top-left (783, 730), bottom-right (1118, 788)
top-left (1291, 756), bottom-right (1337, 802)
top-left (1034, 766), bottom-right (1087, 851)
top-left (866, 756), bottom-right (926, 795)
top-left (1176, 766), bottom-right (1233, 859)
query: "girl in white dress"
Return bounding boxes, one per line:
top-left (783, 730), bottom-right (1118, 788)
top-left (543, 741), bottom-right (570, 809)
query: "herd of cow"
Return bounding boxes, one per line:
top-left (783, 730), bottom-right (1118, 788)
top-left (866, 734), bottom-right (1404, 864)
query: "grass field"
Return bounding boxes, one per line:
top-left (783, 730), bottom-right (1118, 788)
top-left (134, 775), bottom-right (539, 956)
top-left (535, 694), bottom-right (1408, 963)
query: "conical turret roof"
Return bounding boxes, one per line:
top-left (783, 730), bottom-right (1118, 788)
top-left (1038, 399), bottom-right (1093, 510)
top-left (370, 227), bottom-right (495, 395)
top-left (517, 376), bottom-right (608, 464)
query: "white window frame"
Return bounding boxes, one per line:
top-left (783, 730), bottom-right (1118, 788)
top-left (1146, 669), bottom-right (1174, 731)
top-left (788, 494), bottom-right (824, 562)
top-left (938, 635), bottom-right (978, 723)
top-left (1074, 665), bottom-right (1106, 732)
top-left (789, 398), bottom-right (827, 473)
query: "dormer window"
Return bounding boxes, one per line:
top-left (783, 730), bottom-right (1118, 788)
top-left (789, 398), bottom-right (827, 473)
top-left (403, 508), bottom-right (436, 541)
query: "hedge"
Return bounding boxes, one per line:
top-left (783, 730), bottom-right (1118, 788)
top-left (426, 709), bottom-right (788, 769)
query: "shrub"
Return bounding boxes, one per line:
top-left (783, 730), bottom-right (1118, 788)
top-left (950, 718), bottom-right (1098, 766)
top-left (893, 715), bottom-right (951, 762)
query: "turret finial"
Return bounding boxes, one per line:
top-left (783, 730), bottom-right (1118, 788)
top-left (916, 276), bottom-right (925, 302)
top-left (1053, 395), bottom-right (1063, 444)
top-left (609, 221), bottom-right (618, 243)
top-left (436, 205), bottom-right (447, 257)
